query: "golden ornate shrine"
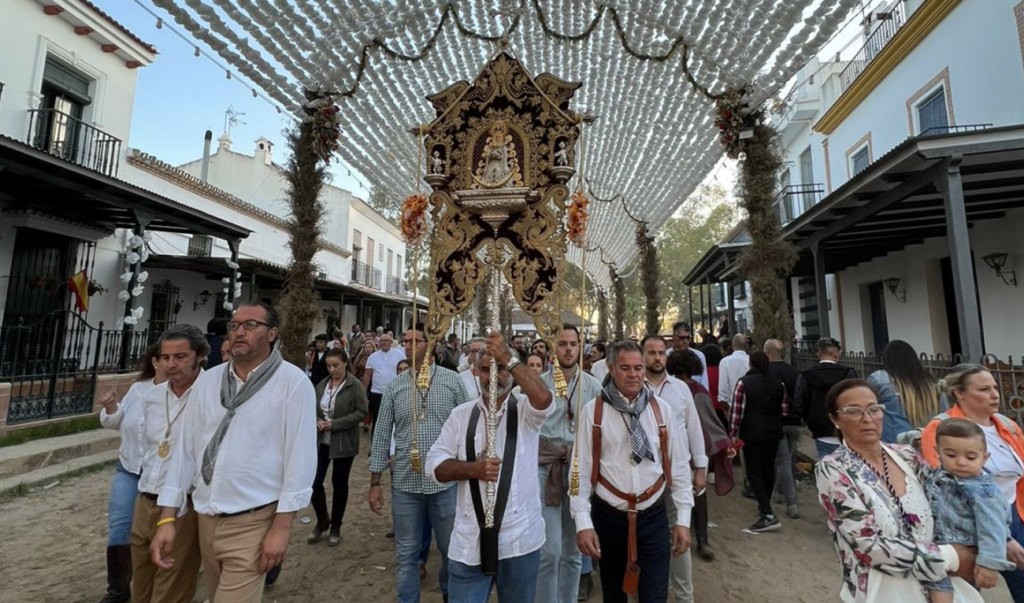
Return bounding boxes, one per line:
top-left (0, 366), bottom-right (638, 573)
top-left (419, 50), bottom-right (581, 353)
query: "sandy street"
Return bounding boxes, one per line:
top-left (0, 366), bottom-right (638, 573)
top-left (0, 432), bottom-right (1014, 603)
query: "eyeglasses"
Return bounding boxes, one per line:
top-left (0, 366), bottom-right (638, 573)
top-left (833, 404), bottom-right (885, 420)
top-left (399, 339), bottom-right (424, 346)
top-left (227, 320), bottom-right (272, 332)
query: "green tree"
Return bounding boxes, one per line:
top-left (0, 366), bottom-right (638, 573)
top-left (368, 186), bottom-right (400, 223)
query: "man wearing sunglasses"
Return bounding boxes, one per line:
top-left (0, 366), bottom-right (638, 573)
top-left (151, 302), bottom-right (317, 603)
top-left (793, 337), bottom-right (858, 459)
top-left (669, 322), bottom-right (708, 390)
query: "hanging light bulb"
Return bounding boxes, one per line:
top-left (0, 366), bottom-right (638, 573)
top-left (226, 71), bottom-right (231, 80)
top-left (251, 89), bottom-right (257, 98)
top-left (156, 18), bottom-right (163, 29)
top-left (194, 46), bottom-right (200, 57)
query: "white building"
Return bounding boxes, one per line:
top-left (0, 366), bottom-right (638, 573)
top-left (686, 0), bottom-right (1024, 367)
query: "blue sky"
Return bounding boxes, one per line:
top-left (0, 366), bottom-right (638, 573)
top-left (91, 0), bottom-right (369, 198)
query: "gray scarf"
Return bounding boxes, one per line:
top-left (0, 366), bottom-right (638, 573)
top-left (201, 349), bottom-right (284, 485)
top-left (602, 383), bottom-right (656, 465)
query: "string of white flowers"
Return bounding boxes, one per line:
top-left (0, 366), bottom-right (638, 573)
top-left (116, 229), bottom-right (152, 328)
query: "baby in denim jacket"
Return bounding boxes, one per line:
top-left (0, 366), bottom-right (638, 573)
top-left (924, 418), bottom-right (1015, 602)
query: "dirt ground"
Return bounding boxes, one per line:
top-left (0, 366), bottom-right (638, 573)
top-left (0, 432), bottom-right (1014, 603)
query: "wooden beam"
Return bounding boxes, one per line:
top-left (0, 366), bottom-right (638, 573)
top-left (74, 26), bottom-right (93, 36)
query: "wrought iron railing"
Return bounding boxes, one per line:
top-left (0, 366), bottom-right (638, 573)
top-left (773, 183), bottom-right (826, 227)
top-left (351, 260), bottom-right (382, 290)
top-left (26, 108), bottom-right (122, 177)
top-left (791, 348), bottom-right (1024, 426)
top-left (920, 124), bottom-right (993, 136)
top-left (839, 0), bottom-right (907, 92)
top-left (385, 276), bottom-right (406, 296)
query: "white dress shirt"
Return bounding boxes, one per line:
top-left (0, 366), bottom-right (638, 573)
top-left (426, 391), bottom-right (555, 566)
top-left (667, 347), bottom-right (709, 390)
top-left (570, 393), bottom-right (694, 532)
top-left (645, 374), bottom-right (707, 468)
top-left (366, 348), bottom-right (407, 394)
top-left (590, 359), bottom-right (608, 384)
top-left (138, 379), bottom-right (198, 495)
top-left (158, 360), bottom-right (317, 515)
top-left (717, 350), bottom-right (750, 405)
top-left (100, 378), bottom-right (158, 474)
top-left (461, 369), bottom-right (482, 402)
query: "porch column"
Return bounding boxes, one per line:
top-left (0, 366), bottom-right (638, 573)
top-left (698, 282), bottom-right (706, 332)
top-left (726, 281), bottom-right (736, 337)
top-left (249, 271), bottom-right (257, 301)
top-left (705, 274), bottom-right (714, 334)
top-left (358, 297), bottom-right (365, 328)
top-left (811, 241), bottom-right (831, 338)
top-left (687, 286), bottom-right (694, 329)
top-left (227, 239), bottom-right (240, 307)
top-left (120, 211), bottom-right (152, 370)
top-left (938, 154), bottom-right (983, 361)
top-left (338, 291), bottom-right (344, 334)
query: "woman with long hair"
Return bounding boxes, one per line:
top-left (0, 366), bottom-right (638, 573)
top-left (95, 344), bottom-right (165, 603)
top-left (310, 348), bottom-right (368, 547)
top-left (354, 339), bottom-right (377, 431)
top-left (868, 340), bottom-right (947, 442)
top-left (729, 351), bottom-right (790, 533)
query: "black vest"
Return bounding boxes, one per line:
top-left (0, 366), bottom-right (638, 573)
top-left (737, 372), bottom-right (786, 442)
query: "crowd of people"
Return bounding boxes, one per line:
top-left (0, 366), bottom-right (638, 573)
top-left (92, 307), bottom-right (1024, 603)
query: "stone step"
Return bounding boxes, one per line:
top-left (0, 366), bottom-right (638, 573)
top-left (0, 428), bottom-right (120, 481)
top-left (0, 448), bottom-right (119, 495)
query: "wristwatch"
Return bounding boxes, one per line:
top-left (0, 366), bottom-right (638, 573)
top-left (506, 356), bottom-right (521, 372)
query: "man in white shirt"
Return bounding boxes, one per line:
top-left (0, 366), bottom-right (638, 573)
top-left (573, 341), bottom-right (693, 603)
top-left (668, 322), bottom-right (708, 390)
top-left (151, 302), bottom-right (317, 603)
top-left (589, 342), bottom-right (608, 385)
top-left (427, 332), bottom-right (553, 602)
top-left (131, 325), bottom-right (207, 603)
top-left (641, 335), bottom-right (705, 603)
top-left (460, 337), bottom-right (486, 400)
top-left (537, 325), bottom-right (603, 603)
top-left (363, 332), bottom-right (406, 444)
top-left (717, 334), bottom-right (750, 409)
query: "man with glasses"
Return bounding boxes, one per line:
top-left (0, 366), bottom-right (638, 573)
top-left (794, 337), bottom-right (858, 459)
top-left (459, 337), bottom-right (487, 401)
top-left (368, 323), bottom-right (471, 603)
top-left (669, 322), bottom-right (708, 390)
top-left (151, 302), bottom-right (317, 603)
top-left (362, 333), bottom-right (406, 445)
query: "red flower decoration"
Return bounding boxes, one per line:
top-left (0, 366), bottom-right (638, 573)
top-left (400, 194), bottom-right (429, 245)
top-left (566, 189), bottom-right (589, 248)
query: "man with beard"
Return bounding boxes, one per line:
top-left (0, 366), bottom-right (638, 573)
top-left (641, 335), bottom-right (706, 603)
top-left (538, 324), bottom-right (603, 603)
top-left (572, 340), bottom-right (693, 603)
top-left (511, 335), bottom-right (530, 363)
top-left (668, 322), bottom-right (707, 390)
top-left (459, 338), bottom-right (487, 401)
top-left (427, 332), bottom-right (554, 601)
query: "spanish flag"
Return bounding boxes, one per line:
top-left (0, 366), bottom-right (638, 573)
top-left (68, 269), bottom-right (89, 312)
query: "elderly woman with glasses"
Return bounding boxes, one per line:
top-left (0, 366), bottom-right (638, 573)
top-left (816, 379), bottom-right (984, 603)
top-left (920, 365), bottom-right (1024, 601)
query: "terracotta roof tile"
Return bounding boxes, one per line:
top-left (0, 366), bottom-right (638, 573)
top-left (77, 0), bottom-right (157, 54)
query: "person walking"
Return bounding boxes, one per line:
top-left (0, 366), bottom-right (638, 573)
top-left (572, 340), bottom-right (693, 603)
top-left (368, 323), bottom-right (471, 603)
top-left (309, 348), bottom-right (368, 547)
top-left (868, 340), bottom-right (947, 443)
top-left (308, 334), bottom-right (330, 385)
top-left (131, 325), bottom-right (208, 603)
top-left (589, 342), bottom-right (608, 384)
top-left (95, 344), bottom-right (165, 603)
top-left (717, 334), bottom-right (750, 411)
top-left (764, 338), bottom-right (803, 520)
top-left (794, 337), bottom-right (857, 459)
top-left (363, 333), bottom-right (406, 445)
top-left (669, 322), bottom-right (708, 390)
top-left (348, 324), bottom-right (366, 359)
top-left (641, 335), bottom-right (704, 603)
top-left (537, 325), bottom-right (603, 603)
top-left (427, 332), bottom-right (554, 602)
top-left (729, 352), bottom-right (790, 533)
top-left (151, 302), bottom-right (317, 603)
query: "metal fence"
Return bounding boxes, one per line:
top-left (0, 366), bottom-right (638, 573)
top-left (0, 311), bottom-right (150, 424)
top-left (26, 108), bottom-right (123, 177)
top-left (352, 260), bottom-right (382, 290)
top-left (792, 347), bottom-right (1024, 425)
top-left (839, 0), bottom-right (907, 92)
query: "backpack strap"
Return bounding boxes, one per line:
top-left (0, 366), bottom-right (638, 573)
top-left (648, 397), bottom-right (672, 489)
top-left (591, 394), bottom-right (604, 487)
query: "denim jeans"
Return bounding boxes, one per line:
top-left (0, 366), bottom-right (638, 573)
top-left (774, 439), bottom-right (798, 507)
top-left (448, 549), bottom-right (540, 603)
top-left (815, 439), bottom-right (840, 460)
top-left (537, 465), bottom-right (582, 603)
top-left (1002, 508), bottom-right (1024, 602)
top-left (107, 461), bottom-right (140, 546)
top-left (581, 555), bottom-right (593, 574)
top-left (420, 514), bottom-right (433, 565)
top-left (392, 486), bottom-right (456, 603)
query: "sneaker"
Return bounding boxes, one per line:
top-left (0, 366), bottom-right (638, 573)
top-left (748, 514), bottom-right (781, 533)
top-left (786, 505), bottom-right (800, 519)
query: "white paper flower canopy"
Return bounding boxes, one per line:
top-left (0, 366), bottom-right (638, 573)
top-left (152, 0), bottom-right (858, 287)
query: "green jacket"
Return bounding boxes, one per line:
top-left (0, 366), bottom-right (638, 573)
top-left (314, 372), bottom-right (368, 458)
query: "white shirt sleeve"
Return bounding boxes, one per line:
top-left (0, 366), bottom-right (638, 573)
top-left (570, 400), bottom-right (597, 533)
top-left (427, 406), bottom-right (464, 485)
top-left (667, 408), bottom-right (695, 527)
top-left (695, 352), bottom-right (709, 390)
top-left (677, 384), bottom-right (707, 468)
top-left (276, 378), bottom-right (318, 513)
top-left (717, 358), bottom-right (733, 405)
top-left (520, 391), bottom-right (556, 432)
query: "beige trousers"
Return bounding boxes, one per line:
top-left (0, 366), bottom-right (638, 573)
top-left (197, 503), bottom-right (277, 603)
top-left (130, 495), bottom-right (201, 603)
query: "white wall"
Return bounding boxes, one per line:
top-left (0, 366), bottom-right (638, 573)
top-left (0, 0), bottom-right (151, 144)
top-left (349, 197), bottom-right (405, 283)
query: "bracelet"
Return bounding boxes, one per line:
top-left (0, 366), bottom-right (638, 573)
top-left (156, 517), bottom-right (176, 528)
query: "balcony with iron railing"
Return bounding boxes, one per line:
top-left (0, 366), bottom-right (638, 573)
top-left (839, 0), bottom-right (908, 93)
top-left (385, 276), bottom-right (406, 296)
top-left (26, 108), bottom-right (122, 177)
top-left (351, 260), bottom-right (382, 290)
top-left (773, 183), bottom-right (826, 227)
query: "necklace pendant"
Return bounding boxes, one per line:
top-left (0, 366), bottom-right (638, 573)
top-left (568, 421), bottom-right (576, 434)
top-left (410, 448), bottom-right (421, 473)
top-left (157, 440), bottom-right (170, 459)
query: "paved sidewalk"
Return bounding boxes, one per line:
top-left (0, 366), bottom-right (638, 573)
top-left (0, 429), bottom-right (119, 481)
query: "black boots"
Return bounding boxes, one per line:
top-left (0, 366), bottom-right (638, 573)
top-left (693, 492), bottom-right (715, 561)
top-left (97, 545), bottom-right (131, 603)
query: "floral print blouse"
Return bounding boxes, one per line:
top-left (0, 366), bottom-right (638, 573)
top-left (816, 443), bottom-right (955, 602)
